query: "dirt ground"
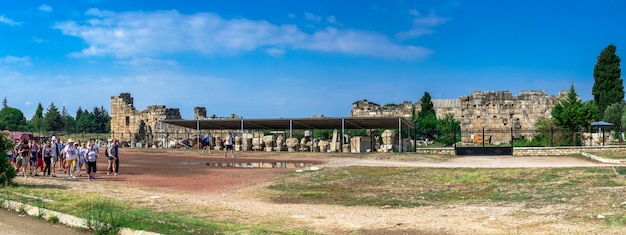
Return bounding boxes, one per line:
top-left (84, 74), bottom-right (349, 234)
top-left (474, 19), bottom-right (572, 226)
top-left (5, 149), bottom-right (625, 234)
top-left (0, 208), bottom-right (90, 235)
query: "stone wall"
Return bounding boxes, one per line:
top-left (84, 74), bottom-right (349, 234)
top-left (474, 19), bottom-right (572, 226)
top-left (194, 107), bottom-right (207, 120)
top-left (460, 90), bottom-right (566, 143)
top-left (110, 93), bottom-right (182, 143)
top-left (351, 90), bottom-right (567, 144)
top-left (351, 99), bottom-right (459, 120)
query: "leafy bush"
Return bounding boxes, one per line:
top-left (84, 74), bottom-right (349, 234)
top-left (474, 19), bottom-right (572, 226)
top-left (0, 132), bottom-right (16, 186)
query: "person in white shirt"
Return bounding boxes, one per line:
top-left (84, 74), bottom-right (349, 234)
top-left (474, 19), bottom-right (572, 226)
top-left (63, 139), bottom-right (79, 179)
top-left (223, 133), bottom-right (235, 158)
top-left (86, 142), bottom-right (99, 181)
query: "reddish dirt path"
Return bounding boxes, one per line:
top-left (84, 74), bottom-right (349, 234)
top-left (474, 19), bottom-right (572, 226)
top-left (94, 149), bottom-right (324, 193)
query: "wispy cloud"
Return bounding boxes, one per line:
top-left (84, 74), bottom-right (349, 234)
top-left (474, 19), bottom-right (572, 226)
top-left (298, 27), bottom-right (432, 59)
top-left (54, 8), bottom-right (431, 60)
top-left (396, 9), bottom-right (449, 40)
top-left (304, 12), bottom-right (322, 22)
top-left (0, 15), bottom-right (22, 26)
top-left (0, 56), bottom-right (31, 66)
top-left (266, 48), bottom-right (285, 57)
top-left (38, 4), bottom-right (53, 12)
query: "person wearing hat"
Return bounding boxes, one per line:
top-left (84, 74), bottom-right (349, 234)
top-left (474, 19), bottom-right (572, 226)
top-left (63, 138), bottom-right (79, 179)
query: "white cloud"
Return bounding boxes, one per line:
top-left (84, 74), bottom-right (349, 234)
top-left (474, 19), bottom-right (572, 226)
top-left (304, 12), bottom-right (321, 22)
top-left (0, 15), bottom-right (22, 26)
top-left (38, 4), bottom-right (53, 12)
top-left (0, 56), bottom-right (31, 66)
top-left (54, 8), bottom-right (431, 60)
top-left (266, 48), bottom-right (285, 57)
top-left (396, 9), bottom-right (449, 40)
top-left (299, 27), bottom-right (432, 59)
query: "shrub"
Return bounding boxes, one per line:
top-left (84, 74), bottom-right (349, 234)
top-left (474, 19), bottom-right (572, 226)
top-left (0, 132), bottom-right (16, 186)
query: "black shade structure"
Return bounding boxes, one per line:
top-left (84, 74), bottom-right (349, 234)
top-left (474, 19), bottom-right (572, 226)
top-left (591, 121), bottom-right (614, 146)
top-left (159, 117), bottom-right (415, 152)
top-left (161, 117), bottom-right (414, 130)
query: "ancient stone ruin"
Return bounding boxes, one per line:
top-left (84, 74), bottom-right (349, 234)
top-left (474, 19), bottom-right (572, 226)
top-left (351, 90), bottom-right (567, 144)
top-left (110, 90), bottom-right (567, 151)
top-left (110, 93), bottom-right (182, 146)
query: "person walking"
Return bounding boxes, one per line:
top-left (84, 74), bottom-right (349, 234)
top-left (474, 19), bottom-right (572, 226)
top-left (77, 142), bottom-right (88, 177)
top-left (16, 140), bottom-right (29, 177)
top-left (201, 132), bottom-right (211, 154)
top-left (107, 139), bottom-right (120, 176)
top-left (36, 140), bottom-right (44, 175)
top-left (86, 142), bottom-right (98, 181)
top-left (58, 139), bottom-right (66, 173)
top-left (63, 139), bottom-right (79, 179)
top-left (223, 133), bottom-right (235, 158)
top-left (50, 136), bottom-right (60, 177)
top-left (29, 140), bottom-right (39, 176)
top-left (42, 141), bottom-right (52, 177)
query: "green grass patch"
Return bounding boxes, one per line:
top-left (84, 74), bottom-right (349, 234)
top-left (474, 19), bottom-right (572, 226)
top-left (268, 167), bottom-right (626, 210)
top-left (0, 185), bottom-right (317, 235)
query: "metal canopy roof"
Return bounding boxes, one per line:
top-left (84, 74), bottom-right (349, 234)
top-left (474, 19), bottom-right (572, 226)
top-left (591, 121), bottom-right (614, 127)
top-left (161, 117), bottom-right (414, 130)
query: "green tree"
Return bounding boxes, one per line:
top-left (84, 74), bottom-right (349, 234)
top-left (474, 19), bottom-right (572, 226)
top-left (436, 114), bottom-right (461, 146)
top-left (62, 115), bottom-right (76, 133)
top-left (551, 85), bottom-right (592, 144)
top-left (524, 118), bottom-right (571, 147)
top-left (43, 103), bottom-right (63, 132)
top-left (0, 106), bottom-right (27, 131)
top-left (603, 102), bottom-right (625, 130)
top-left (31, 103), bottom-right (44, 132)
top-left (76, 106), bottom-right (83, 121)
top-left (93, 106), bottom-right (111, 133)
top-left (416, 92), bottom-right (437, 139)
top-left (0, 132), bottom-right (16, 186)
top-left (592, 44), bottom-right (623, 119)
top-left (2, 97), bottom-right (6, 108)
top-left (77, 110), bottom-right (97, 132)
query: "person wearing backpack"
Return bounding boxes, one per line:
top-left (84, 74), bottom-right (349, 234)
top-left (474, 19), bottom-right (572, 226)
top-left (201, 132), bottom-right (211, 154)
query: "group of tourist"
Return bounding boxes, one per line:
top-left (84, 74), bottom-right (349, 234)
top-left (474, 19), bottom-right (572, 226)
top-left (4, 136), bottom-right (121, 181)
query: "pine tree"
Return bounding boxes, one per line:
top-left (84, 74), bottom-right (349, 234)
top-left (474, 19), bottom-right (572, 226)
top-left (552, 85), bottom-right (592, 144)
top-left (43, 103), bottom-right (63, 132)
top-left (416, 92), bottom-right (437, 139)
top-left (592, 44), bottom-right (623, 119)
top-left (31, 103), bottom-right (44, 132)
top-left (76, 106), bottom-right (83, 121)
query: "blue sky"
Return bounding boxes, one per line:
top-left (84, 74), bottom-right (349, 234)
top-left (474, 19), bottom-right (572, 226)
top-left (0, 0), bottom-right (624, 119)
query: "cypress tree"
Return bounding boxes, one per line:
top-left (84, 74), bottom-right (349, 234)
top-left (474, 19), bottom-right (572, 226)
top-left (592, 44), bottom-right (623, 119)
